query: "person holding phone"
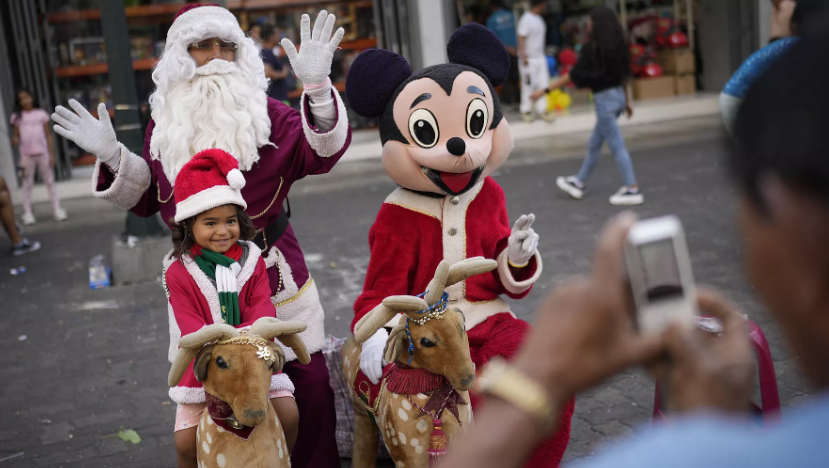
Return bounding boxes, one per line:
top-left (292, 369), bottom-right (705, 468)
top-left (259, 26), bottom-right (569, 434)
top-left (442, 22), bottom-right (829, 468)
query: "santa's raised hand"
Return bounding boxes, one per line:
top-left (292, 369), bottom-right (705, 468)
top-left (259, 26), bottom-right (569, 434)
top-left (52, 100), bottom-right (120, 165)
top-left (508, 214), bottom-right (539, 268)
top-left (281, 10), bottom-right (345, 87)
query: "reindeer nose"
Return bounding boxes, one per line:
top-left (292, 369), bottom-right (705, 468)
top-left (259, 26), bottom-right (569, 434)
top-left (446, 137), bottom-right (466, 156)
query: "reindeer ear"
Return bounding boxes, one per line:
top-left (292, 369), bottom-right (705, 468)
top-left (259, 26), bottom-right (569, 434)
top-left (384, 323), bottom-right (407, 363)
top-left (194, 345), bottom-right (215, 382)
top-left (345, 48), bottom-right (412, 118)
top-left (447, 23), bottom-right (510, 87)
top-left (168, 347), bottom-right (200, 387)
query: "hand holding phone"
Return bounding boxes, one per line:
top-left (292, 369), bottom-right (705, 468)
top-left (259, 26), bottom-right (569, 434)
top-left (624, 215), bottom-right (697, 334)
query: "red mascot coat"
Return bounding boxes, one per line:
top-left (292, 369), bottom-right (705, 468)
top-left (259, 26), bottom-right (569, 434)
top-left (353, 177), bottom-right (574, 467)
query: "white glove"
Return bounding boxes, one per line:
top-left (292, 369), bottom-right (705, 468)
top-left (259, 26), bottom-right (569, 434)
top-left (508, 214), bottom-right (539, 267)
top-left (360, 328), bottom-right (388, 385)
top-left (52, 100), bottom-right (120, 165)
top-left (280, 10), bottom-right (345, 87)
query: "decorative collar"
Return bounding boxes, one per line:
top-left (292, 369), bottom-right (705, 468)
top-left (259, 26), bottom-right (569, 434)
top-left (205, 392), bottom-right (256, 440)
top-left (384, 362), bottom-right (448, 395)
top-left (383, 362), bottom-right (467, 423)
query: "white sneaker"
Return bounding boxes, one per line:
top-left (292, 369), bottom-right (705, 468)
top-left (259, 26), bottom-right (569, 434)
top-left (556, 176), bottom-right (584, 200)
top-left (22, 212), bottom-right (36, 225)
top-left (542, 112), bottom-right (557, 123)
top-left (521, 112), bottom-right (535, 123)
top-left (54, 208), bottom-right (68, 221)
top-left (609, 187), bottom-right (644, 206)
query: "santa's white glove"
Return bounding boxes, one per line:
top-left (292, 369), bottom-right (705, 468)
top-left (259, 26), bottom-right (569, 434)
top-left (508, 214), bottom-right (539, 268)
top-left (52, 100), bottom-right (120, 166)
top-left (360, 328), bottom-right (388, 385)
top-left (280, 10), bottom-right (345, 87)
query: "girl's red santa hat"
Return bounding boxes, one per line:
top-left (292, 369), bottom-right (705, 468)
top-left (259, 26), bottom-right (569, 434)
top-left (174, 148), bottom-right (247, 223)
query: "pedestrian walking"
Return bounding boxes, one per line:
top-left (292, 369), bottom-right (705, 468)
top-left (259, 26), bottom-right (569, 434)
top-left (518, 0), bottom-right (554, 123)
top-left (165, 149), bottom-right (299, 468)
top-left (532, 7), bottom-right (642, 205)
top-left (0, 176), bottom-right (40, 255)
top-left (10, 89), bottom-right (67, 224)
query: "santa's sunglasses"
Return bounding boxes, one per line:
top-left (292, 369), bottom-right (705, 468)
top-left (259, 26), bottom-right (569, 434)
top-left (188, 40), bottom-right (238, 52)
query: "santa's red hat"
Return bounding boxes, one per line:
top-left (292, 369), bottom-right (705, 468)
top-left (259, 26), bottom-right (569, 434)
top-left (174, 149), bottom-right (247, 223)
top-left (165, 3), bottom-right (241, 53)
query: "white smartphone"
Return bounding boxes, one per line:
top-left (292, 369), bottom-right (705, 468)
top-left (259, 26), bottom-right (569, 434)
top-left (624, 215), bottom-right (697, 334)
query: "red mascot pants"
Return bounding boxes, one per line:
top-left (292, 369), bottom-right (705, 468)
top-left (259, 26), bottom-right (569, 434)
top-left (467, 313), bottom-right (575, 467)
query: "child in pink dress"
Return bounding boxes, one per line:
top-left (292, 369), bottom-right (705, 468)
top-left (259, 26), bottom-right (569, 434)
top-left (10, 90), bottom-right (66, 224)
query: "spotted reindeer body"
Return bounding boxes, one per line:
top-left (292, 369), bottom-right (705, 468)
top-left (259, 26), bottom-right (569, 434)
top-left (169, 318), bottom-right (311, 468)
top-left (196, 402), bottom-right (289, 468)
top-left (344, 259), bottom-right (495, 468)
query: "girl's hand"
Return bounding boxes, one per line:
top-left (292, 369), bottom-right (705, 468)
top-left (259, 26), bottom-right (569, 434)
top-left (530, 89), bottom-right (547, 101)
top-left (10, 135), bottom-right (19, 146)
top-left (625, 104), bottom-right (634, 118)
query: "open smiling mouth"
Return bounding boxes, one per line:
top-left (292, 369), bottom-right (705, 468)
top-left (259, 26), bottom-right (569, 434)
top-left (421, 164), bottom-right (486, 197)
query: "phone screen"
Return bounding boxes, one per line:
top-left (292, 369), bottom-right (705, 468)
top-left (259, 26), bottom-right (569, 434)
top-left (638, 239), bottom-right (684, 302)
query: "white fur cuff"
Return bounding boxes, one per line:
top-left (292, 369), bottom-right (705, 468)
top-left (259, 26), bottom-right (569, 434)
top-left (299, 87), bottom-right (349, 158)
top-left (91, 144), bottom-right (151, 210)
top-left (270, 373), bottom-right (295, 394)
top-left (169, 386), bottom-right (206, 405)
top-left (497, 249), bottom-right (543, 295)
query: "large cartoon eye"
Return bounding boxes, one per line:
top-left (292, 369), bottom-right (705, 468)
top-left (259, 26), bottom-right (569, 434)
top-left (466, 99), bottom-right (488, 139)
top-left (408, 108), bottom-right (440, 148)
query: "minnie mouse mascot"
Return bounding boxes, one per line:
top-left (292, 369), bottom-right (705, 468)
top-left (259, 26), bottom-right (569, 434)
top-left (345, 24), bottom-right (573, 466)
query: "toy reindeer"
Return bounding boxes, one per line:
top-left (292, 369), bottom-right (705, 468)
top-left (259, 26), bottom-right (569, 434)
top-left (342, 258), bottom-right (497, 468)
top-left (168, 317), bottom-right (311, 468)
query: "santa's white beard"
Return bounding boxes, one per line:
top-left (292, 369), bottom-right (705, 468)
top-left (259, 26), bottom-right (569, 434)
top-left (149, 60), bottom-right (272, 184)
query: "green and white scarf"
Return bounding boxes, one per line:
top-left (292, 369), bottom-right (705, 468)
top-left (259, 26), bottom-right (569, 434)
top-left (191, 244), bottom-right (242, 326)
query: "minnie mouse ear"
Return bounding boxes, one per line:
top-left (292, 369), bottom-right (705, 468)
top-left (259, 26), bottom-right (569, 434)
top-left (447, 23), bottom-right (510, 87)
top-left (345, 49), bottom-right (412, 118)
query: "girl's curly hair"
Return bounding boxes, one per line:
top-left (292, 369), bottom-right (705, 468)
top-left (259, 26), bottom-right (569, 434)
top-left (170, 205), bottom-right (256, 258)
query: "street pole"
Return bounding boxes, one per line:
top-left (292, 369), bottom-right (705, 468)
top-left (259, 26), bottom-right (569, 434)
top-left (99, 1), bottom-right (164, 238)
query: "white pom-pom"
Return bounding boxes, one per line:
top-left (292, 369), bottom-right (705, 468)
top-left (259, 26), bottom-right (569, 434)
top-left (227, 168), bottom-right (246, 190)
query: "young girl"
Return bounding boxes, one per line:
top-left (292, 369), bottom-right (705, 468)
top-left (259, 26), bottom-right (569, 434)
top-left (532, 6), bottom-right (643, 206)
top-left (10, 89), bottom-right (67, 224)
top-left (164, 149), bottom-right (299, 468)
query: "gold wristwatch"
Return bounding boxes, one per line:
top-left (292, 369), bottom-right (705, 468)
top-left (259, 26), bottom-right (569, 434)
top-left (476, 357), bottom-right (557, 433)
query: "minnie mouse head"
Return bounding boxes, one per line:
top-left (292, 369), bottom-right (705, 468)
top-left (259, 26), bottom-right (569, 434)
top-left (346, 23), bottom-right (513, 196)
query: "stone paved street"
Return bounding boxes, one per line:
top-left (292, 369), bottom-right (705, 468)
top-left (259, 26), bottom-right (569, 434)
top-left (0, 116), bottom-right (814, 467)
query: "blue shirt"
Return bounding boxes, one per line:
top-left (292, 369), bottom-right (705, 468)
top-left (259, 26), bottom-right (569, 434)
top-left (574, 394), bottom-right (828, 468)
top-left (486, 9), bottom-right (517, 48)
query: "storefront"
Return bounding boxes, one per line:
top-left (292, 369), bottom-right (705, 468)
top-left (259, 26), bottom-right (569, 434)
top-left (453, 0), bottom-right (762, 110)
top-left (1, 0), bottom-right (378, 183)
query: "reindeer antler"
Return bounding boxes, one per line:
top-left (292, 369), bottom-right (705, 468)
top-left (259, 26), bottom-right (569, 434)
top-left (446, 257), bottom-right (497, 287)
top-left (249, 317), bottom-right (311, 365)
top-left (168, 324), bottom-right (241, 387)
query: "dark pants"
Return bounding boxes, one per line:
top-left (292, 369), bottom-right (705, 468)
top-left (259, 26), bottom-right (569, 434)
top-left (501, 53), bottom-right (521, 105)
top-left (283, 351), bottom-right (340, 467)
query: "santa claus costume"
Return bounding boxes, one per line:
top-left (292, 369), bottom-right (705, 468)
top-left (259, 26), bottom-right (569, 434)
top-left (164, 149), bottom-right (295, 431)
top-left (346, 24), bottom-right (573, 466)
top-left (52, 5), bottom-right (348, 466)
